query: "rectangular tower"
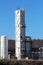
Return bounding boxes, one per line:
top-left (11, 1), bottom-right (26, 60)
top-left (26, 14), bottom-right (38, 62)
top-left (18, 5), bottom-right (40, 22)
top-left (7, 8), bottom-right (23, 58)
top-left (15, 8), bottom-right (25, 59)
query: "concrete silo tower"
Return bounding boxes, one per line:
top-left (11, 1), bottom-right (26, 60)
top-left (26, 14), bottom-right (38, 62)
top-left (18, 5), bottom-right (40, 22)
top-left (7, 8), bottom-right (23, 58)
top-left (15, 8), bottom-right (25, 59)
top-left (1, 35), bottom-right (8, 59)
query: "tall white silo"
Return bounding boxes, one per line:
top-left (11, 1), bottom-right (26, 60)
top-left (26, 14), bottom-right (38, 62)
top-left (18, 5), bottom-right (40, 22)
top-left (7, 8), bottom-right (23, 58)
top-left (1, 35), bottom-right (8, 59)
top-left (15, 8), bottom-right (25, 59)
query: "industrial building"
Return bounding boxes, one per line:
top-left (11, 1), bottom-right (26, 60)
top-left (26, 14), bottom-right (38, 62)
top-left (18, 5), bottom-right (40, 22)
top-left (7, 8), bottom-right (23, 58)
top-left (8, 8), bottom-right (43, 60)
top-left (8, 39), bottom-right (43, 60)
top-left (0, 8), bottom-right (43, 60)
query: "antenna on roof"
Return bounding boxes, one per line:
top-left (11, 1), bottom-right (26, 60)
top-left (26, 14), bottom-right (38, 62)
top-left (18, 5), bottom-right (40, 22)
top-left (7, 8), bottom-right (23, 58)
top-left (17, 0), bottom-right (20, 9)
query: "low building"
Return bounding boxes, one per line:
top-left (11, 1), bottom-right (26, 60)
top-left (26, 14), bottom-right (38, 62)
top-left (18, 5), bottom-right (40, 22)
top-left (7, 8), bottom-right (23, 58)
top-left (8, 39), bottom-right (43, 59)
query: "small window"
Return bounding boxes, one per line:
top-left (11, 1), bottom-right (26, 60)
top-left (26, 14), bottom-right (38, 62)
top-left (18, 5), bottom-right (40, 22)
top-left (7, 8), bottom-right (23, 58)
top-left (21, 36), bottom-right (22, 38)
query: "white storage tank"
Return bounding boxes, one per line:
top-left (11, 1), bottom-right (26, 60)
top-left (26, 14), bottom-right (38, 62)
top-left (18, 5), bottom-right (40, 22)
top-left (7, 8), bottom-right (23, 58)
top-left (1, 35), bottom-right (8, 59)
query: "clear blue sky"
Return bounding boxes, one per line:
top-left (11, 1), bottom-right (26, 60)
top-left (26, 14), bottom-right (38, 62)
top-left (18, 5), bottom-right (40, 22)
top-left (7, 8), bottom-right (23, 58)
top-left (0, 0), bottom-right (43, 40)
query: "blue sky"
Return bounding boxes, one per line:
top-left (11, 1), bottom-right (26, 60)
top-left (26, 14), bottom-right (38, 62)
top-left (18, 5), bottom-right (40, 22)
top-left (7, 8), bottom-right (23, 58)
top-left (0, 0), bottom-right (43, 40)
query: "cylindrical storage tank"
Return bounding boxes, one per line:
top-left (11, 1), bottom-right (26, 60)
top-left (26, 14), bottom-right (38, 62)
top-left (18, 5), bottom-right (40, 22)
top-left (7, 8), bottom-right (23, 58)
top-left (25, 36), bottom-right (32, 58)
top-left (39, 47), bottom-right (43, 59)
top-left (1, 35), bottom-right (8, 59)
